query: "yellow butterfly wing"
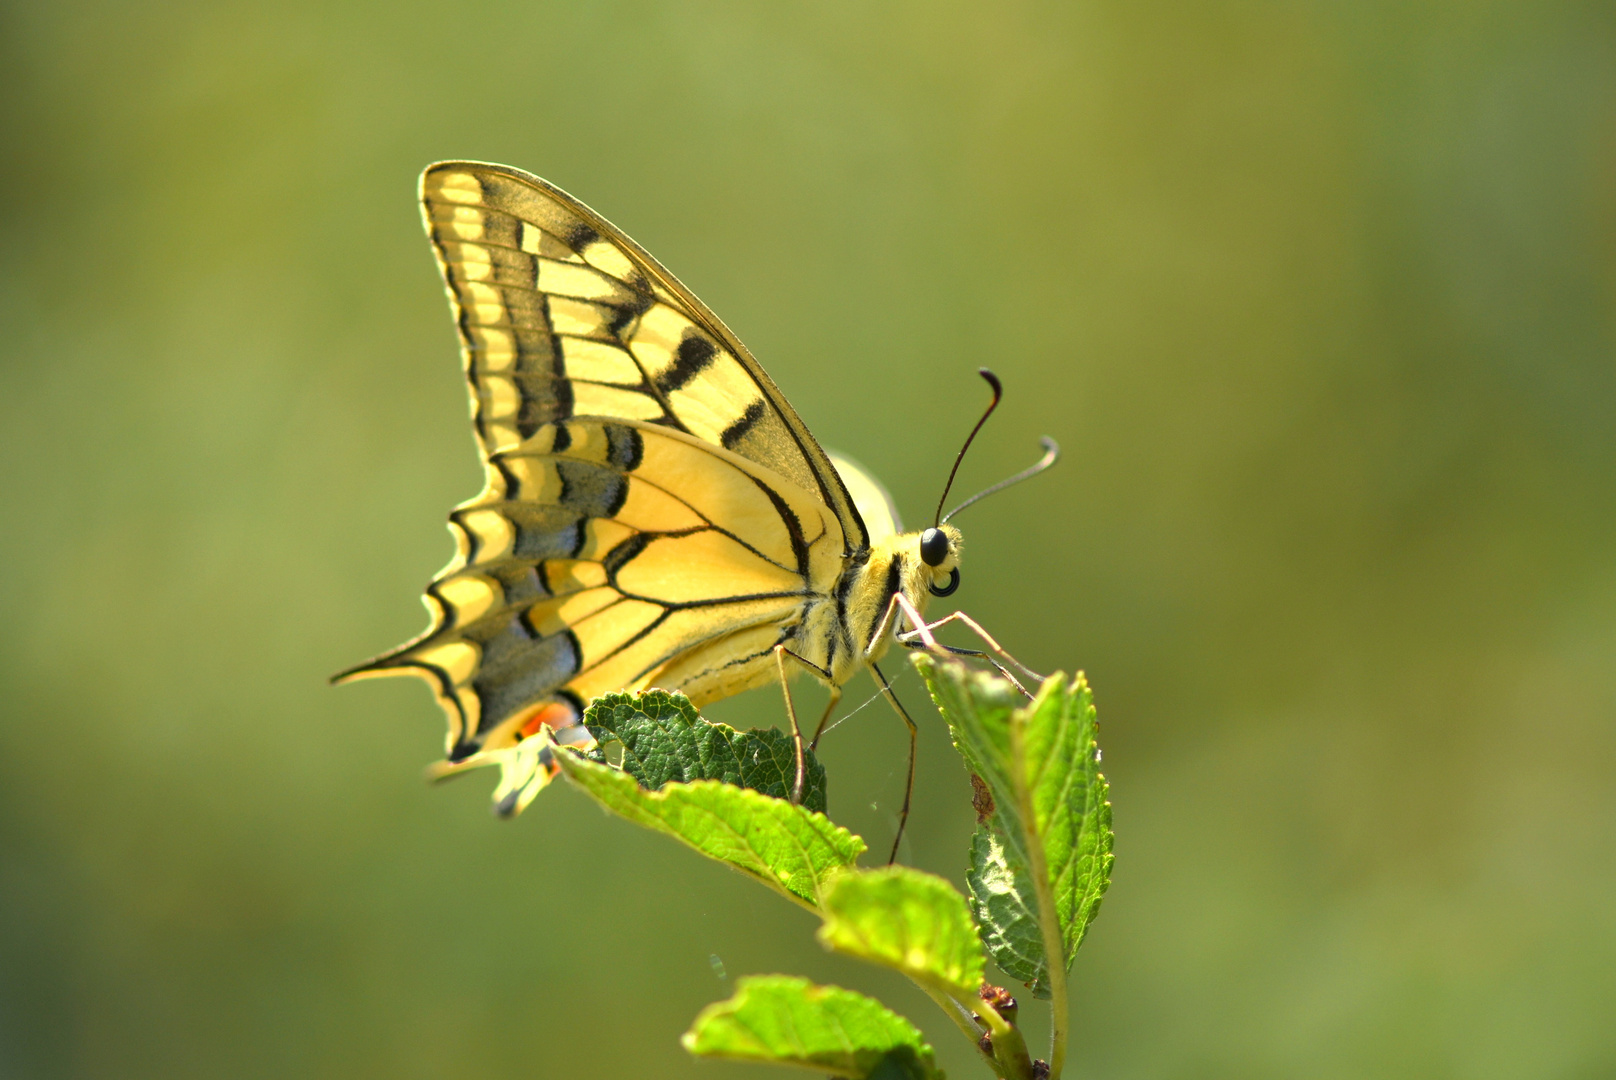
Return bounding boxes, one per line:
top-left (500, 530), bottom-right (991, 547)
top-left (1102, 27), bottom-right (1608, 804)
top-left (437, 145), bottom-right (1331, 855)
top-left (339, 162), bottom-right (874, 812)
top-left (829, 452), bottom-right (903, 546)
top-left (415, 162), bottom-right (867, 542)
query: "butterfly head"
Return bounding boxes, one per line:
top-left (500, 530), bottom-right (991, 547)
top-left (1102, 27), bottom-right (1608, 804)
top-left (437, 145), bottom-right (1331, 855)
top-left (918, 524), bottom-right (963, 597)
top-left (914, 368), bottom-right (1059, 604)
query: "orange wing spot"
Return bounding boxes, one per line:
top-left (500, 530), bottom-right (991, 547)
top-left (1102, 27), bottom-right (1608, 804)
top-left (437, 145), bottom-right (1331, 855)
top-left (517, 701), bottom-right (581, 740)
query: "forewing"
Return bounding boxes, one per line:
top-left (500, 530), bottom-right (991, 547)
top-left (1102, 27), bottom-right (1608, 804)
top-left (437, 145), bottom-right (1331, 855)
top-left (418, 161), bottom-right (870, 552)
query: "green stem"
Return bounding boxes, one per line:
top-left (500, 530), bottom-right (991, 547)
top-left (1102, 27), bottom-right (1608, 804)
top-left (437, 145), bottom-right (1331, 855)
top-left (978, 1004), bottom-right (1033, 1080)
top-left (922, 987), bottom-right (987, 1053)
top-left (1012, 713), bottom-right (1069, 1077)
top-left (926, 987), bottom-right (1031, 1080)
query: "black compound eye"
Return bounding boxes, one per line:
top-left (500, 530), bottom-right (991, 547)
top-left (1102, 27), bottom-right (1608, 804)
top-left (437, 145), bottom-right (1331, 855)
top-left (919, 527), bottom-right (949, 567)
top-left (930, 567), bottom-right (960, 597)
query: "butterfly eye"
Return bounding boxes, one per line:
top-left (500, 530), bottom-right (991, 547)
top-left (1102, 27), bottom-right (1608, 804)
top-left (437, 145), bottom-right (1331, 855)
top-left (929, 568), bottom-right (960, 597)
top-left (919, 527), bottom-right (949, 567)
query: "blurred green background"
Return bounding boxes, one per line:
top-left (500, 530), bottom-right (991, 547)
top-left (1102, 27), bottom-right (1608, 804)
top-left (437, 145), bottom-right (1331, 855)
top-left (2, 1), bottom-right (1613, 1077)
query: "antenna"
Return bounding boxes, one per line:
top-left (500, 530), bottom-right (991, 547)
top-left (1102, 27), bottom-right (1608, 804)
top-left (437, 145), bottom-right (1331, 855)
top-left (933, 369), bottom-right (1004, 527)
top-left (942, 436), bottom-right (1061, 524)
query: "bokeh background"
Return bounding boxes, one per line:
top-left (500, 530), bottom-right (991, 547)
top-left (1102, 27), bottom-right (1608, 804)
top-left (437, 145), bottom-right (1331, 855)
top-left (2, 1), bottom-right (1613, 1077)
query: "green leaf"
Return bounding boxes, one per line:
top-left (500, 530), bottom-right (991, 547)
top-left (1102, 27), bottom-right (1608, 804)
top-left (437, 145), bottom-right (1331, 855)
top-left (554, 748), bottom-right (864, 908)
top-left (965, 827), bottom-right (1044, 990)
top-left (818, 867), bottom-right (985, 1003)
top-left (584, 689), bottom-right (828, 813)
top-left (682, 976), bottom-right (941, 1080)
top-left (916, 654), bottom-right (1113, 998)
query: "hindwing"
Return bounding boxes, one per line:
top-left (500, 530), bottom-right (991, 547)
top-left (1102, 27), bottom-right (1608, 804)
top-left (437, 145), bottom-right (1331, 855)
top-left (343, 418), bottom-right (847, 768)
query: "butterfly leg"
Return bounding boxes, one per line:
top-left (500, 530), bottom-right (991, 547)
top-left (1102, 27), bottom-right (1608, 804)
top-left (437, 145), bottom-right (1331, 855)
top-left (926, 610), bottom-right (1044, 680)
top-left (868, 660), bottom-right (918, 865)
top-left (904, 640), bottom-right (1034, 698)
top-left (772, 646), bottom-right (808, 805)
top-left (898, 636), bottom-right (1033, 698)
top-left (894, 597), bottom-right (1045, 687)
top-left (773, 645), bottom-right (836, 805)
top-left (807, 684), bottom-right (843, 752)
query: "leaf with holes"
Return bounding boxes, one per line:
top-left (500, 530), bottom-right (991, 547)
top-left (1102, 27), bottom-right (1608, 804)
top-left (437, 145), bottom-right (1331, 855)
top-left (584, 689), bottom-right (827, 812)
top-left (916, 654), bottom-right (1112, 998)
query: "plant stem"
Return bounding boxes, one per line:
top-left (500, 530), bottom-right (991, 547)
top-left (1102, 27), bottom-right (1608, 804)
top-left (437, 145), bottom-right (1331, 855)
top-left (923, 987), bottom-right (987, 1050)
top-left (1011, 708), bottom-right (1069, 1078)
top-left (978, 1003), bottom-right (1033, 1080)
top-left (920, 985), bottom-right (1036, 1080)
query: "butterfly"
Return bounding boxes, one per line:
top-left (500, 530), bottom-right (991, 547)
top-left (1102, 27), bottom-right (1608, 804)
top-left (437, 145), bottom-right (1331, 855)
top-left (336, 162), bottom-right (1055, 858)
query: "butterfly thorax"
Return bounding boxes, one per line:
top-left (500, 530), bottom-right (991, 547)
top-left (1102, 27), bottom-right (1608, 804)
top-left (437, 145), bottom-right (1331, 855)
top-left (803, 524), bottom-right (963, 686)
